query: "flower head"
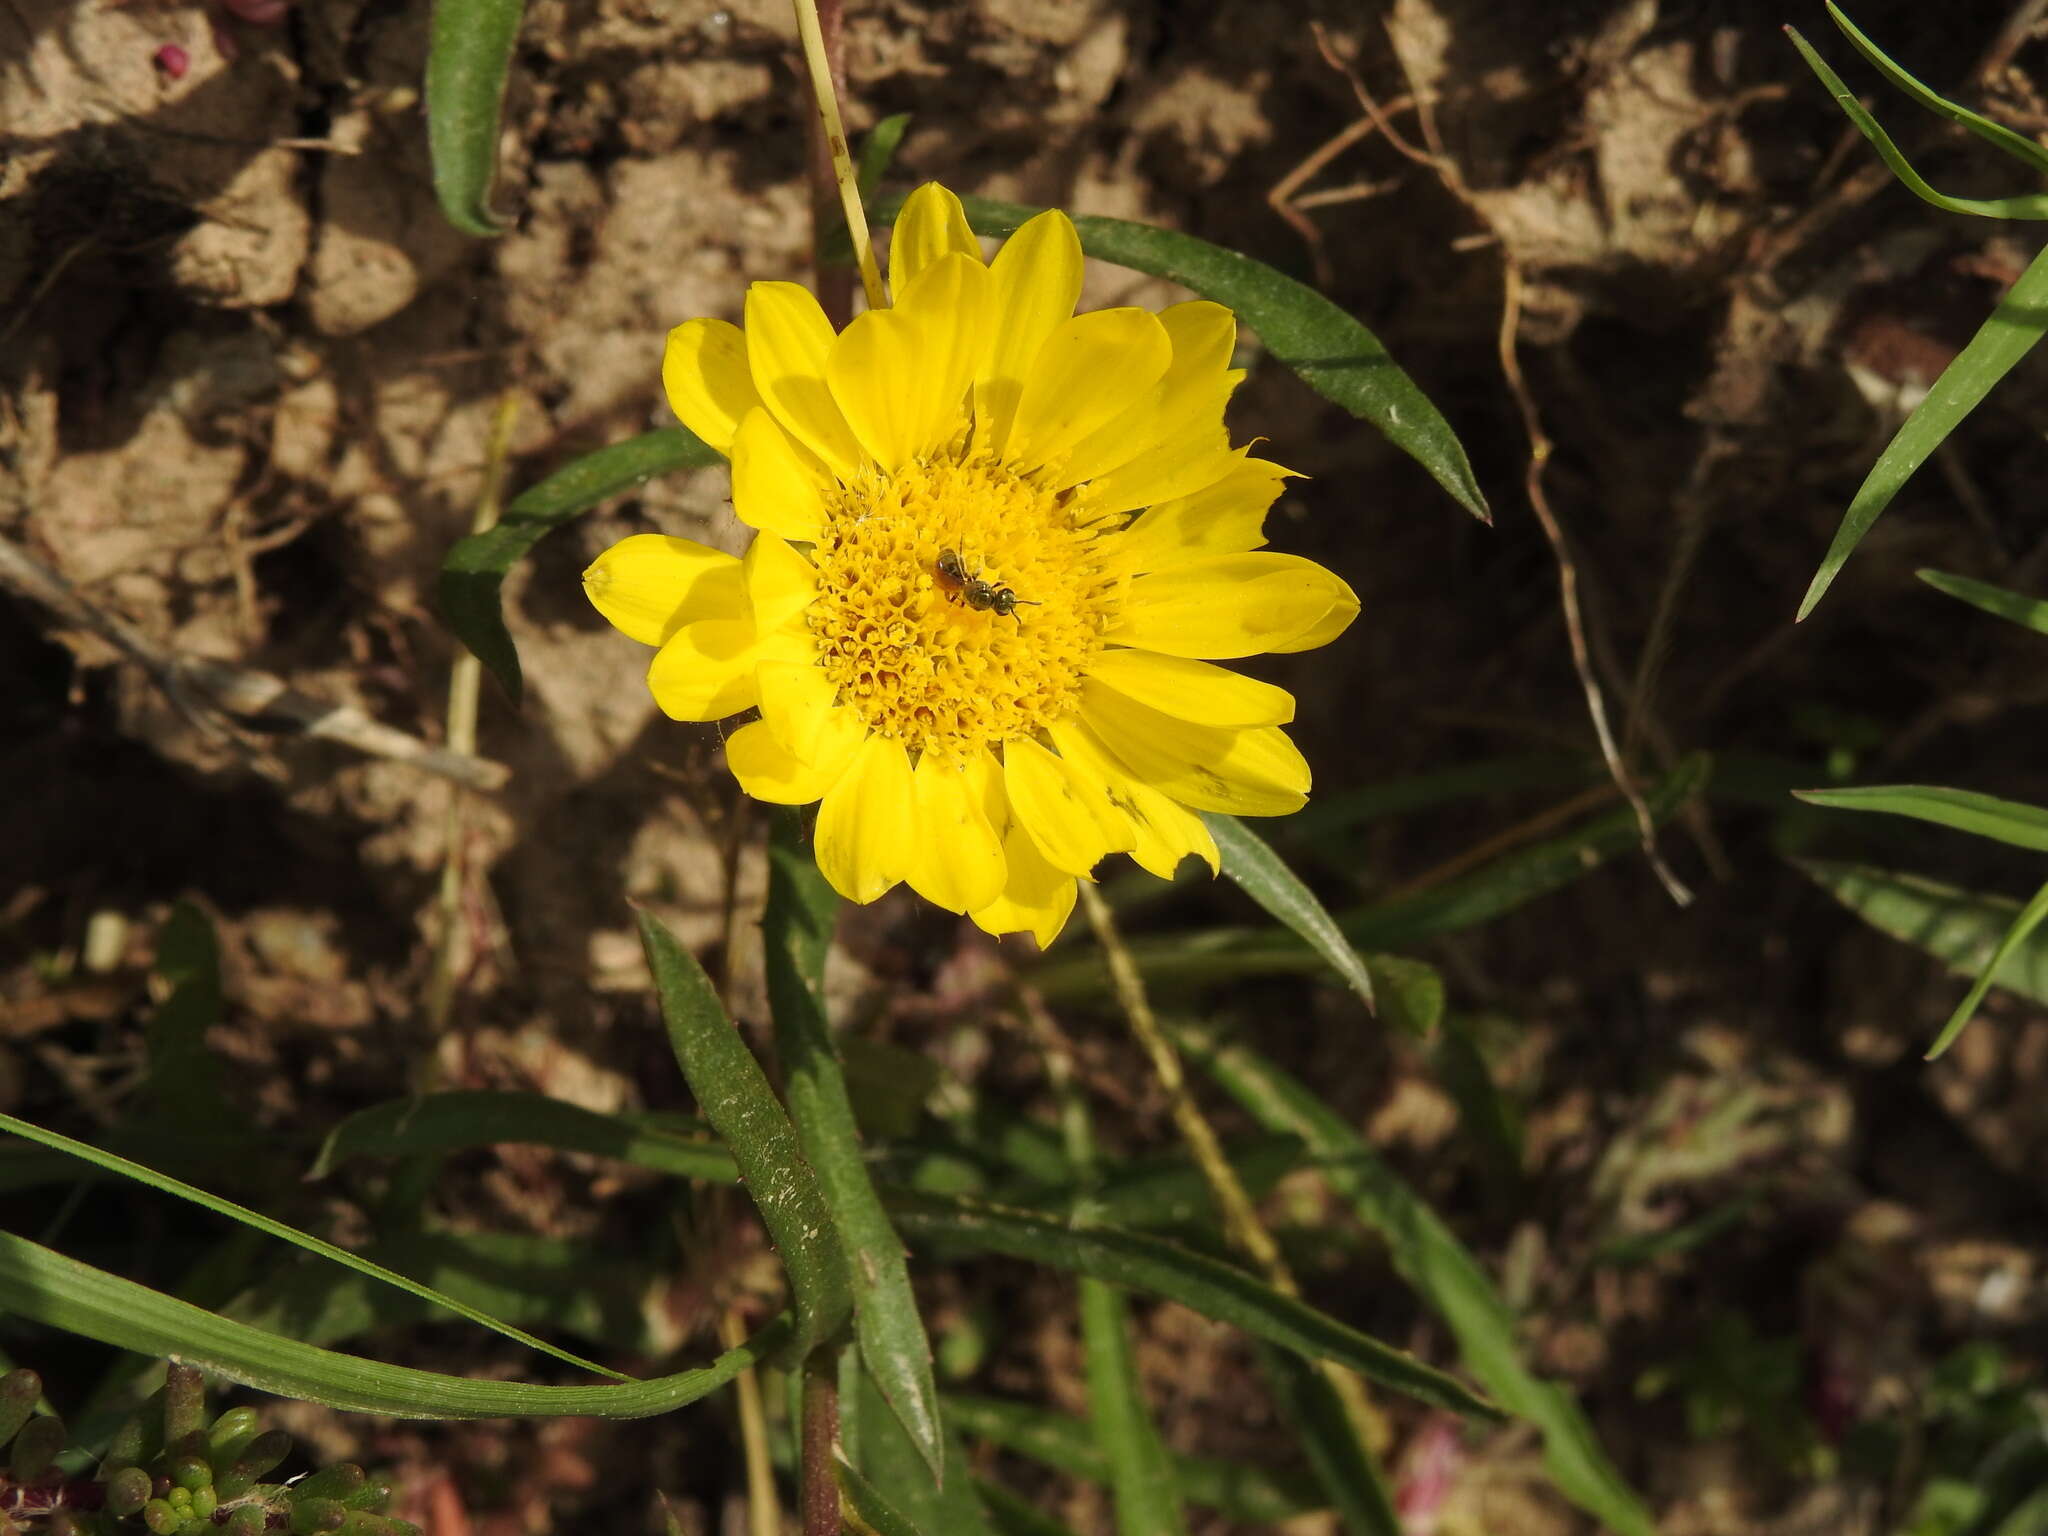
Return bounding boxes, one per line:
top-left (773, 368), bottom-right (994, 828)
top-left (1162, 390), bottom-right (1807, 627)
top-left (584, 184), bottom-right (1358, 943)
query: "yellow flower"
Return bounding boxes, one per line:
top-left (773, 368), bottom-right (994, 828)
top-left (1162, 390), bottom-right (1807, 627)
top-left (583, 183), bottom-right (1358, 944)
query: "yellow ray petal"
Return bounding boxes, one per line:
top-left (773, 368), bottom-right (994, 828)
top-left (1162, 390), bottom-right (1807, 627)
top-left (1086, 431), bottom-right (1240, 517)
top-left (756, 659), bottom-right (839, 759)
top-left (725, 718), bottom-right (856, 806)
top-left (906, 750), bottom-right (1006, 913)
top-left (968, 769), bottom-right (1078, 946)
top-left (1051, 718), bottom-right (1219, 879)
top-left (1104, 553), bottom-right (1359, 659)
top-left (1116, 456), bottom-right (1293, 572)
top-left (1078, 682), bottom-right (1309, 816)
top-left (891, 183), bottom-right (983, 289)
top-left (976, 209), bottom-right (1084, 455)
top-left (1000, 735), bottom-right (1133, 877)
top-left (1058, 301), bottom-right (1240, 489)
top-left (1268, 575), bottom-right (1362, 653)
top-left (1005, 309), bottom-right (1172, 476)
top-left (814, 732), bottom-right (916, 903)
top-left (582, 535), bottom-right (746, 647)
top-left (743, 533), bottom-right (818, 632)
top-left (647, 617), bottom-right (764, 721)
top-left (730, 406), bottom-right (830, 541)
top-left (662, 319), bottom-right (763, 454)
top-left (1086, 648), bottom-right (1295, 727)
top-left (827, 255), bottom-right (987, 471)
top-left (743, 281), bottom-right (867, 480)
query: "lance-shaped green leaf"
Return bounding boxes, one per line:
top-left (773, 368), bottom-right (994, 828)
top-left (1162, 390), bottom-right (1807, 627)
top-left (765, 814), bottom-right (944, 1479)
top-left (1256, 1345), bottom-right (1400, 1536)
top-left (1920, 568), bottom-right (2048, 634)
top-left (0, 1113), bottom-right (625, 1380)
top-left (857, 114), bottom-right (913, 203)
top-left (945, 1395), bottom-right (1322, 1525)
top-left (851, 1360), bottom-right (994, 1536)
top-left (1820, 4), bottom-right (2048, 181)
top-left (1920, 876), bottom-right (2048, 1059)
top-left (440, 427), bottom-right (722, 701)
top-left (638, 909), bottom-right (852, 1363)
top-left (865, 193), bottom-right (1487, 522)
top-left (1082, 1279), bottom-right (1187, 1536)
top-left (312, 1091), bottom-right (736, 1183)
top-left (1793, 783), bottom-right (2048, 852)
top-left (1179, 1027), bottom-right (1656, 1536)
top-left (426, 0), bottom-right (525, 236)
top-left (839, 1456), bottom-right (932, 1536)
top-left (882, 1190), bottom-right (1495, 1420)
top-left (0, 1227), bottom-right (788, 1418)
top-left (1794, 240), bottom-right (2048, 619)
top-left (1203, 813), bottom-right (1375, 1012)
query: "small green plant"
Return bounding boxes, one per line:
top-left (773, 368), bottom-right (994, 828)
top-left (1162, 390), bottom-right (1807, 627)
top-left (0, 1362), bottom-right (418, 1535)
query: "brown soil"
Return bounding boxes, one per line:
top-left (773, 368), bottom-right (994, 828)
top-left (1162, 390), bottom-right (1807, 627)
top-left (7, 1), bottom-right (2048, 1532)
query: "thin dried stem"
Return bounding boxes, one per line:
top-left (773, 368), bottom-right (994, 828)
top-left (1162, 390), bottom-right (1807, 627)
top-left (721, 1309), bottom-right (781, 1536)
top-left (792, 0), bottom-right (884, 312)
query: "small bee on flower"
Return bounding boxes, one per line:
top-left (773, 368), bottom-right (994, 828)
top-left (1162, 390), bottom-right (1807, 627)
top-left (582, 183), bottom-right (1358, 943)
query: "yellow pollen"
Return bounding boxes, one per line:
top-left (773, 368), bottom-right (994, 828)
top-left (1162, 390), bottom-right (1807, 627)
top-left (808, 454), bottom-right (1116, 761)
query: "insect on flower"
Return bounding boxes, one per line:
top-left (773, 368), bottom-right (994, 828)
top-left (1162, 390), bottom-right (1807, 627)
top-left (582, 182), bottom-right (1359, 943)
top-left (934, 548), bottom-right (1037, 618)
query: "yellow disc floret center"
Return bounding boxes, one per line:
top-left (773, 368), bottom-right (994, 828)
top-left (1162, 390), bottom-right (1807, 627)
top-left (808, 454), bottom-right (1114, 762)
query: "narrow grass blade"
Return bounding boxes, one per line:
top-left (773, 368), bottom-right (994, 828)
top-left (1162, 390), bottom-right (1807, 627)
top-left (1793, 783), bottom-right (2048, 852)
top-left (1180, 1028), bottom-right (1655, 1536)
top-left (1081, 1280), bottom-right (1188, 1536)
top-left (882, 1190), bottom-right (1495, 1420)
top-left (0, 1113), bottom-right (627, 1380)
top-left (765, 813), bottom-right (944, 1478)
top-left (1256, 1346), bottom-right (1400, 1536)
top-left (1795, 239), bottom-right (2048, 619)
top-left (1801, 859), bottom-right (2048, 1027)
top-left (1919, 568), bottom-right (2048, 634)
top-left (144, 903), bottom-right (230, 1132)
top-left (852, 1362), bottom-right (994, 1536)
top-left (838, 1457), bottom-right (931, 1536)
top-left (1782, 27), bottom-right (2048, 220)
top-left (440, 426), bottom-right (721, 701)
top-left (0, 1228), bottom-right (788, 1418)
top-left (865, 194), bottom-right (1487, 521)
top-left (312, 1091), bottom-right (736, 1183)
top-left (976, 1481), bottom-right (1086, 1536)
top-left (946, 1394), bottom-right (1321, 1525)
top-left (1824, 3), bottom-right (2048, 178)
top-left (638, 910), bottom-right (852, 1362)
top-left (857, 115), bottom-right (913, 202)
top-left (1928, 877), bottom-right (2048, 1057)
top-left (425, 0), bottom-right (524, 235)
top-left (1204, 813), bottom-right (1375, 1011)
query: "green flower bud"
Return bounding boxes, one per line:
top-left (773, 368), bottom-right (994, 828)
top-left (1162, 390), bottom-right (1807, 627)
top-left (0, 1367), bottom-right (40, 1448)
top-left (9, 1412), bottom-right (65, 1481)
top-left (144, 1498), bottom-right (183, 1535)
top-left (163, 1364), bottom-right (206, 1447)
top-left (291, 1497), bottom-right (348, 1533)
top-left (109, 1464), bottom-right (156, 1515)
top-left (290, 1463), bottom-right (366, 1503)
top-left (170, 1450), bottom-right (214, 1491)
top-left (191, 1485), bottom-right (219, 1519)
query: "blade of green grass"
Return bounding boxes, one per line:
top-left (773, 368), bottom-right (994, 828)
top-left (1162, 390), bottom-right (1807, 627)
top-left (1793, 783), bottom-right (2048, 852)
top-left (1179, 1027), bottom-right (1655, 1536)
top-left (1255, 1345), bottom-right (1400, 1536)
top-left (765, 812), bottom-right (944, 1479)
top-left (1823, 3), bottom-right (2048, 178)
top-left (0, 1228), bottom-right (788, 1418)
top-left (945, 1394), bottom-right (1322, 1525)
top-left (1921, 875), bottom-right (2048, 1058)
top-left (1082, 1280), bottom-right (1188, 1536)
top-left (1794, 239), bottom-right (2048, 619)
top-left (638, 909), bottom-right (852, 1363)
top-left (0, 1112), bottom-right (625, 1380)
top-left (882, 1189), bottom-right (1495, 1420)
top-left (857, 114), bottom-right (913, 203)
top-left (1203, 813), bottom-right (1375, 1011)
top-left (425, 0), bottom-right (525, 235)
top-left (312, 1091), bottom-right (736, 1183)
top-left (864, 193), bottom-right (1487, 521)
top-left (440, 426), bottom-right (722, 701)
top-left (1919, 568), bottom-right (2048, 634)
top-left (851, 1361), bottom-right (994, 1536)
top-left (975, 1481), bottom-right (1087, 1536)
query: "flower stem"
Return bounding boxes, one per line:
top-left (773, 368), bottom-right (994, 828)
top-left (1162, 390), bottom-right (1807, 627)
top-left (800, 1356), bottom-right (842, 1536)
top-left (790, 0), bottom-right (885, 312)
